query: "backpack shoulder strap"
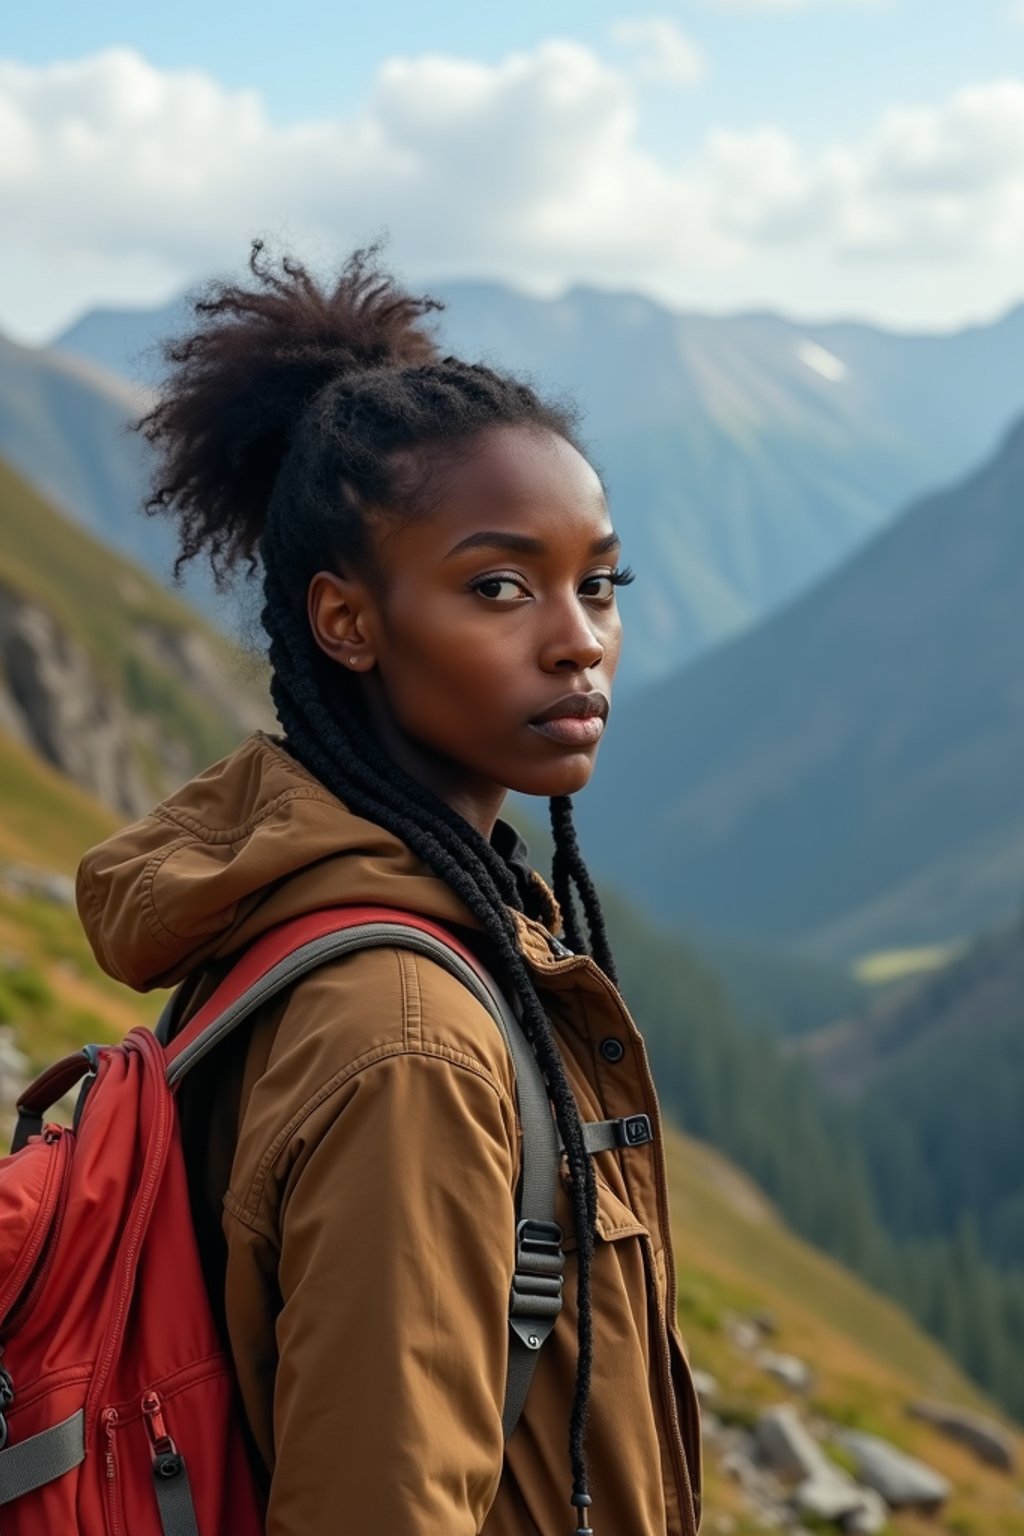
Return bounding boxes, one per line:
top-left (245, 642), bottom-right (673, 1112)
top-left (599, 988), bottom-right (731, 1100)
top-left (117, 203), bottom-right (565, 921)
top-left (161, 904), bottom-right (563, 1441)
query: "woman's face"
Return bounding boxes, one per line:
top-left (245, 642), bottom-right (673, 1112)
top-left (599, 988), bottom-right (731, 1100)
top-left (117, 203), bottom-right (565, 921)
top-left (308, 424), bottom-right (625, 836)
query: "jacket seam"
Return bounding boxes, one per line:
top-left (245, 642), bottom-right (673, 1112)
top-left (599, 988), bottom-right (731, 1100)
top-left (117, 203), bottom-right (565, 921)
top-left (151, 784), bottom-right (334, 844)
top-left (232, 1040), bottom-right (515, 1225)
top-left (138, 788), bottom-right (333, 948)
top-left (139, 834), bottom-right (200, 947)
top-left (398, 949), bottom-right (422, 1051)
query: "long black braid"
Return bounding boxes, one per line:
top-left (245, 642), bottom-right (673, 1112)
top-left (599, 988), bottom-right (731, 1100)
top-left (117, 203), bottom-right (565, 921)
top-left (138, 240), bottom-right (621, 1532)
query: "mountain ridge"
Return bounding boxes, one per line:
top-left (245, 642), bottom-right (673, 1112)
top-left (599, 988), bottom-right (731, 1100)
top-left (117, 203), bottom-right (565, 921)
top-left (44, 281), bottom-right (1024, 687)
top-left (578, 412), bottom-right (1024, 959)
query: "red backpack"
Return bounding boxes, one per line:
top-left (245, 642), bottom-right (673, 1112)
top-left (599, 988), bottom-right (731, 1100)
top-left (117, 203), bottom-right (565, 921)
top-left (0, 905), bottom-right (575, 1533)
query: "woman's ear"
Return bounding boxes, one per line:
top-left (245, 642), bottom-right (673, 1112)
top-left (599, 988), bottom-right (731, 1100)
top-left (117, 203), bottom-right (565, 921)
top-left (307, 570), bottom-right (377, 672)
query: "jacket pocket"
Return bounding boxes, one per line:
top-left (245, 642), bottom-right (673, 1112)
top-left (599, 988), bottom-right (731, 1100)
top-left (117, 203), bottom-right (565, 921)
top-left (555, 1162), bottom-right (648, 1250)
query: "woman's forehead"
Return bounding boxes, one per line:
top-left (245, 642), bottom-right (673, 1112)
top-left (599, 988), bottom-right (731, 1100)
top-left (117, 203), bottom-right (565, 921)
top-left (426, 425), bottom-right (608, 536)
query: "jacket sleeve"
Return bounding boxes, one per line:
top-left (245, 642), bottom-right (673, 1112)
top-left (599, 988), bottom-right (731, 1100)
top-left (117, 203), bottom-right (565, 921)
top-left (261, 1045), bottom-right (518, 1535)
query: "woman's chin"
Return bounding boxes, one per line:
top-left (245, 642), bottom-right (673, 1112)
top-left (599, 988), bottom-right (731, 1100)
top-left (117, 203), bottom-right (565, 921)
top-left (510, 754), bottom-right (599, 799)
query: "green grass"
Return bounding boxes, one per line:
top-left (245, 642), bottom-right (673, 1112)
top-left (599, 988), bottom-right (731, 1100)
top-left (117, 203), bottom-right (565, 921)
top-left (0, 731), bottom-right (120, 870)
top-left (0, 883), bottom-right (161, 1068)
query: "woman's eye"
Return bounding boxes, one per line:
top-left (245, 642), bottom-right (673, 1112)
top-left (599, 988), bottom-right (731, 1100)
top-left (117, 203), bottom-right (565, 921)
top-left (580, 565), bottom-right (635, 601)
top-left (472, 575), bottom-right (528, 601)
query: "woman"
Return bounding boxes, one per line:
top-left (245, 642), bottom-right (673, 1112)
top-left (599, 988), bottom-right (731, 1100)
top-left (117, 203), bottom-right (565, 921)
top-left (75, 244), bottom-right (702, 1535)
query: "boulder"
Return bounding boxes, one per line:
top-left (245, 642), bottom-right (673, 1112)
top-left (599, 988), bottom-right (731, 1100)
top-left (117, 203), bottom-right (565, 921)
top-left (841, 1488), bottom-right (888, 1534)
top-left (793, 1476), bottom-right (864, 1523)
top-left (757, 1407), bottom-right (889, 1534)
top-left (756, 1350), bottom-right (814, 1393)
top-left (908, 1400), bottom-right (1015, 1472)
top-left (837, 1429), bottom-right (950, 1511)
top-left (756, 1405), bottom-right (827, 1482)
top-left (726, 1315), bottom-right (761, 1353)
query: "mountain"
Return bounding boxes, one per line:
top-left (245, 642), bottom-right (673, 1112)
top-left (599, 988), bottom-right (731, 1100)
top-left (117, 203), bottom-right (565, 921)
top-left (51, 284), bottom-right (1024, 687)
top-left (0, 330), bottom-right (242, 639)
top-left (0, 455), bottom-right (273, 816)
top-left (578, 414), bottom-right (1024, 960)
top-left (797, 910), bottom-right (1024, 1271)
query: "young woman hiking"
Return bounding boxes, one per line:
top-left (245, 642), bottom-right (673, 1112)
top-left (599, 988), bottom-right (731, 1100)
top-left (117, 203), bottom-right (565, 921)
top-left (75, 244), bottom-right (702, 1536)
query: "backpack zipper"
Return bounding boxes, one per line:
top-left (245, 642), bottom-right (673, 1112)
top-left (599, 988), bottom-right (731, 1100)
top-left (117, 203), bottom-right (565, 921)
top-left (142, 1389), bottom-right (182, 1469)
top-left (102, 1407), bottom-right (125, 1536)
top-left (4, 1128), bottom-right (73, 1336)
top-left (0, 1125), bottom-right (71, 1330)
top-left (91, 1033), bottom-right (172, 1410)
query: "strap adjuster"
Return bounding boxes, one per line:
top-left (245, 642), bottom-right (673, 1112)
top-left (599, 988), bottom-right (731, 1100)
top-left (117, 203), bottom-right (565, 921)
top-left (509, 1218), bottom-right (564, 1351)
top-left (616, 1113), bottom-right (652, 1148)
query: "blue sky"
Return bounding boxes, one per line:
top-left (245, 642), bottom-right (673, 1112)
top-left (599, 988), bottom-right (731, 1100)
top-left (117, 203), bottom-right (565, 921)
top-left (3, 2), bottom-right (1022, 340)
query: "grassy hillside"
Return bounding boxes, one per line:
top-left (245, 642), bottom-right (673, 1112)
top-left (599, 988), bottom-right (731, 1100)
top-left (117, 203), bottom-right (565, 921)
top-left (0, 741), bottom-right (161, 1067)
top-left (0, 730), bottom-right (120, 870)
top-left (668, 1130), bottom-right (1024, 1534)
top-left (0, 455), bottom-right (271, 803)
top-left (0, 332), bottom-right (229, 632)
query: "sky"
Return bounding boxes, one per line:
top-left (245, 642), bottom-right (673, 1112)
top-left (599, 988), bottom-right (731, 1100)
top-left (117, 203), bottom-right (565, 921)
top-left (3, 1), bottom-right (1023, 343)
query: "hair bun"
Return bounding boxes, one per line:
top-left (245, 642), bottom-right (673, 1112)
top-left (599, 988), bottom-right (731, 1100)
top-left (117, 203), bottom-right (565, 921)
top-left (136, 238), bottom-right (443, 586)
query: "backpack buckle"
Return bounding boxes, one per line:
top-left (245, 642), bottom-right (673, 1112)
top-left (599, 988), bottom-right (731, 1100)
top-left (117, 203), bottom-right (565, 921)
top-left (509, 1218), bottom-right (564, 1351)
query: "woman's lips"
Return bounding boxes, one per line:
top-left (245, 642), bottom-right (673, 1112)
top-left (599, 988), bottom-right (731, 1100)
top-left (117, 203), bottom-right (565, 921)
top-left (528, 716), bottom-right (605, 746)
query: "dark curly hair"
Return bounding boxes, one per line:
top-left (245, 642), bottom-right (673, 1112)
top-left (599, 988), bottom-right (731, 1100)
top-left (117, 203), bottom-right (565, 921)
top-left (137, 239), bottom-right (620, 1532)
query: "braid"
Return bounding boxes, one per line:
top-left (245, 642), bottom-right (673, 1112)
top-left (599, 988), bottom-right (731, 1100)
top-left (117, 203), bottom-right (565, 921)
top-left (550, 797), bottom-right (619, 985)
top-left (139, 242), bottom-right (623, 1528)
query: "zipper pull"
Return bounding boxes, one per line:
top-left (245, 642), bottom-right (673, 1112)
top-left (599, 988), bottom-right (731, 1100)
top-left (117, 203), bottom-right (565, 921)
top-left (103, 1407), bottom-right (118, 1480)
top-left (142, 1390), bottom-right (183, 1478)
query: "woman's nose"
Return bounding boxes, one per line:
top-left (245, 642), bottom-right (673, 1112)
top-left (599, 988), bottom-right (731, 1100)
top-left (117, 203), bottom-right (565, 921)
top-left (538, 603), bottom-right (606, 673)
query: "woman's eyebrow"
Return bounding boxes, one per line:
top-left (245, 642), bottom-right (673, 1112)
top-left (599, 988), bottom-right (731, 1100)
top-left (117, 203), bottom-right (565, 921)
top-left (445, 529), bottom-right (621, 559)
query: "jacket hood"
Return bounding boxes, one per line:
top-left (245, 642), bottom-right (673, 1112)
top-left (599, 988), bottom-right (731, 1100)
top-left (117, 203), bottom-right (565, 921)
top-left (76, 730), bottom-right (521, 992)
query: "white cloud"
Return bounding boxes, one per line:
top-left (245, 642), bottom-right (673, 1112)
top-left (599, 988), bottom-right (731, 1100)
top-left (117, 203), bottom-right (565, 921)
top-left (609, 17), bottom-right (707, 83)
top-left (1, 46), bottom-right (1023, 340)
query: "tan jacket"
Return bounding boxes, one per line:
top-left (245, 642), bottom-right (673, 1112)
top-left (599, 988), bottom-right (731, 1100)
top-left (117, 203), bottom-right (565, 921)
top-left (76, 730), bottom-right (702, 1536)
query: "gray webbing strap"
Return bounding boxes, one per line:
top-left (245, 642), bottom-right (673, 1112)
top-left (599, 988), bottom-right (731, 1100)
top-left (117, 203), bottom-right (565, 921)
top-left (0, 1409), bottom-right (84, 1504)
top-left (152, 1456), bottom-right (201, 1536)
top-left (162, 922), bottom-right (564, 1440)
top-left (500, 990), bottom-right (563, 1438)
top-left (583, 1120), bottom-right (625, 1153)
top-left (570, 1114), bottom-right (654, 1155)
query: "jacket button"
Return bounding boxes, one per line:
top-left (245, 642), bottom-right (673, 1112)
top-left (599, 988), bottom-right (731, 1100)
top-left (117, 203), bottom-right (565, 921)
top-left (599, 1037), bottom-right (625, 1063)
